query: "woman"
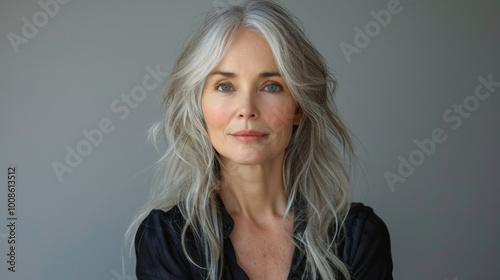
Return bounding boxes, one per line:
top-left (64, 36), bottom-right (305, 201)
top-left (129, 1), bottom-right (393, 279)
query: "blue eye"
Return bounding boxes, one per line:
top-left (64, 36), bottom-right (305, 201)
top-left (216, 83), bottom-right (233, 92)
top-left (265, 84), bottom-right (281, 92)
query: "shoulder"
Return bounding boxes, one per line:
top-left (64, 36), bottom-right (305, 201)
top-left (344, 203), bottom-right (388, 234)
top-left (136, 207), bottom-right (185, 240)
top-left (135, 206), bottom-right (186, 254)
top-left (341, 203), bottom-right (393, 279)
top-left (135, 206), bottom-right (194, 279)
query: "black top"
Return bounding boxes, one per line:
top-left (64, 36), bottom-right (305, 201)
top-left (135, 202), bottom-right (393, 280)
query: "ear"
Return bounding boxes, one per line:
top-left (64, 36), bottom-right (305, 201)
top-left (293, 108), bottom-right (302, 125)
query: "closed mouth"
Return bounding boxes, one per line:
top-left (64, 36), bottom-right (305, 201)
top-left (230, 130), bottom-right (268, 142)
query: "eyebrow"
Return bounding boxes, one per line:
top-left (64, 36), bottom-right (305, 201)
top-left (209, 71), bottom-right (281, 78)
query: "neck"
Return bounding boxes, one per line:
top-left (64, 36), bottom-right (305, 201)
top-left (219, 158), bottom-right (288, 222)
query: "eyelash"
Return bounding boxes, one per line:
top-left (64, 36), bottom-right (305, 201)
top-left (214, 82), bottom-right (283, 93)
top-left (215, 82), bottom-right (235, 92)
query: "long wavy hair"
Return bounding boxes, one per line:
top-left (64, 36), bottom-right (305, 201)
top-left (126, 1), bottom-right (355, 279)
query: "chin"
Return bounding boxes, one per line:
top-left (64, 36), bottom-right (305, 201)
top-left (217, 147), bottom-right (284, 168)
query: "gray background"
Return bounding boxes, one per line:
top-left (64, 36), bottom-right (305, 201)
top-left (1, 0), bottom-right (499, 279)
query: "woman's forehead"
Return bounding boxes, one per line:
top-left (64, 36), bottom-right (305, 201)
top-left (210, 29), bottom-right (279, 76)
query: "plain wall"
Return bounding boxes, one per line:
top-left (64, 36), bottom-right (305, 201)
top-left (1, 0), bottom-right (499, 279)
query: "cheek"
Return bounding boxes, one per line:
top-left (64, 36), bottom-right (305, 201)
top-left (267, 101), bottom-right (297, 129)
top-left (203, 101), bottom-right (229, 132)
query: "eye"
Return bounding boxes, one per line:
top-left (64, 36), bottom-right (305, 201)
top-left (264, 84), bottom-right (282, 93)
top-left (216, 83), bottom-right (234, 92)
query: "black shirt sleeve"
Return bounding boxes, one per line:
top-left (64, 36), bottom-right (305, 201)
top-left (135, 209), bottom-right (192, 280)
top-left (342, 203), bottom-right (394, 280)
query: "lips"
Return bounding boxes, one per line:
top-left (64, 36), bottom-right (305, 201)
top-left (230, 130), bottom-right (268, 142)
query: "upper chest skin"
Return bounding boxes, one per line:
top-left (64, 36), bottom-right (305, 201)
top-left (229, 213), bottom-right (295, 280)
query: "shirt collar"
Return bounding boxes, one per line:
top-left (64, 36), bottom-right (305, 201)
top-left (216, 194), bottom-right (234, 239)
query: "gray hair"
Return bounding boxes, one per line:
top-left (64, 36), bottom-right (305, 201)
top-left (126, 1), bottom-right (355, 279)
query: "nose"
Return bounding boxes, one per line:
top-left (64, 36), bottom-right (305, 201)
top-left (236, 88), bottom-right (259, 120)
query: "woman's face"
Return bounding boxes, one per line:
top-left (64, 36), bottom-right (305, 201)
top-left (201, 29), bottom-right (301, 168)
